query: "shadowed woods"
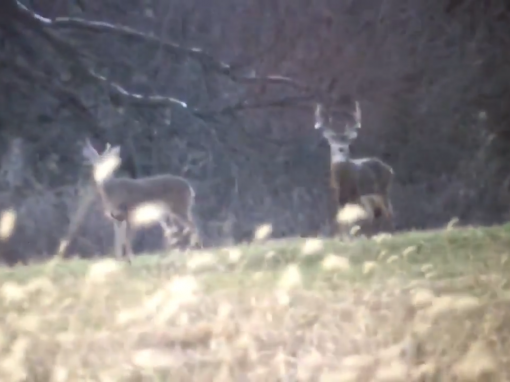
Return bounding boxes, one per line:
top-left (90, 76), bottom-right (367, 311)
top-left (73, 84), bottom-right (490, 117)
top-left (0, 98), bottom-right (397, 265)
top-left (1, 0), bottom-right (510, 262)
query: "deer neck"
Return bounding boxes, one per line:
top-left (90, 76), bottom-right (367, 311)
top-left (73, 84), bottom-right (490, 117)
top-left (92, 180), bottom-right (120, 221)
top-left (325, 137), bottom-right (350, 164)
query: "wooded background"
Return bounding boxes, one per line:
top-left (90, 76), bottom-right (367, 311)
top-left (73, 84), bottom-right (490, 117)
top-left (1, 0), bottom-right (510, 263)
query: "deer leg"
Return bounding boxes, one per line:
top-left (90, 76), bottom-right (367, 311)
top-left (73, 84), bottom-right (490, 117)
top-left (372, 203), bottom-right (383, 219)
top-left (113, 219), bottom-right (132, 264)
top-left (113, 220), bottom-right (124, 260)
top-left (171, 209), bottom-right (202, 249)
top-left (329, 186), bottom-right (343, 238)
top-left (365, 198), bottom-right (382, 236)
top-left (334, 203), bottom-right (351, 240)
top-left (160, 214), bottom-right (179, 248)
top-left (123, 220), bottom-right (133, 264)
top-left (385, 199), bottom-right (395, 233)
top-left (185, 210), bottom-right (202, 248)
top-left (370, 194), bottom-right (394, 233)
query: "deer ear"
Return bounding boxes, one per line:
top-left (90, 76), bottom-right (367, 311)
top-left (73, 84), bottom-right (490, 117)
top-left (109, 146), bottom-right (121, 157)
top-left (82, 139), bottom-right (99, 161)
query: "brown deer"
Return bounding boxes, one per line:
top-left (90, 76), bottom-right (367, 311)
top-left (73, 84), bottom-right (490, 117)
top-left (314, 97), bottom-right (395, 235)
top-left (82, 139), bottom-right (200, 262)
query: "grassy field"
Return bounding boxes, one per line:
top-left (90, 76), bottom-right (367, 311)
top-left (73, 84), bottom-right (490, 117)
top-left (1, 223), bottom-right (510, 381)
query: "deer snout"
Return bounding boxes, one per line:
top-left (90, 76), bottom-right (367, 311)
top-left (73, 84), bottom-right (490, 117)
top-left (106, 202), bottom-right (129, 222)
top-left (323, 130), bottom-right (341, 142)
top-left (109, 211), bottom-right (126, 222)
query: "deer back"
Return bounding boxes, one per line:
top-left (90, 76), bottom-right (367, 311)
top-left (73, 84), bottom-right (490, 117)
top-left (101, 174), bottom-right (194, 215)
top-left (351, 158), bottom-right (394, 197)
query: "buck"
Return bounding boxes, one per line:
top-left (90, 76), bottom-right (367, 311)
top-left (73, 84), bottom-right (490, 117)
top-left (314, 97), bottom-right (395, 235)
top-left (82, 139), bottom-right (200, 262)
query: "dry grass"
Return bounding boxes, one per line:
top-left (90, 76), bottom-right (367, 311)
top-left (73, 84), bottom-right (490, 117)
top-left (1, 223), bottom-right (510, 381)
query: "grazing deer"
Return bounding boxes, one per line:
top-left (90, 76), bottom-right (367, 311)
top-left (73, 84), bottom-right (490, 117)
top-left (82, 139), bottom-right (200, 262)
top-left (314, 97), bottom-right (395, 235)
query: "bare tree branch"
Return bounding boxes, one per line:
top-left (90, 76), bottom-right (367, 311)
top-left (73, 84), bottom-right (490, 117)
top-left (4, 0), bottom-right (320, 124)
top-left (7, 0), bottom-right (189, 108)
top-left (194, 94), bottom-right (315, 120)
top-left (87, 70), bottom-right (188, 108)
top-left (52, 18), bottom-right (231, 71)
top-left (1, 58), bottom-right (103, 136)
top-left (50, 17), bottom-right (315, 93)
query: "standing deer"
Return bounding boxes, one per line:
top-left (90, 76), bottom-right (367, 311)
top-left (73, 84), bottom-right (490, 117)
top-left (314, 97), bottom-right (395, 235)
top-left (82, 139), bottom-right (200, 262)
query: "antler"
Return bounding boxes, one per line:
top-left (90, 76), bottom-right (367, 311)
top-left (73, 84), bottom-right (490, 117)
top-left (343, 100), bottom-right (362, 142)
top-left (314, 104), bottom-right (324, 129)
top-left (354, 101), bottom-right (362, 126)
top-left (345, 102), bottom-right (361, 141)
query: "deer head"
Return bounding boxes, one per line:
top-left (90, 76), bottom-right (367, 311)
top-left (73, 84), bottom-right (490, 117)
top-left (314, 97), bottom-right (362, 162)
top-left (315, 96), bottom-right (360, 138)
top-left (82, 139), bottom-right (121, 184)
top-left (81, 139), bottom-right (126, 221)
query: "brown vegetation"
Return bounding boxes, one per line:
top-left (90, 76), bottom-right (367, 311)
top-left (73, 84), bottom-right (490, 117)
top-left (0, 224), bottom-right (509, 380)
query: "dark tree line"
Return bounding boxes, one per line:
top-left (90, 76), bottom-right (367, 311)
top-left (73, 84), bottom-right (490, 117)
top-left (0, 0), bottom-right (510, 262)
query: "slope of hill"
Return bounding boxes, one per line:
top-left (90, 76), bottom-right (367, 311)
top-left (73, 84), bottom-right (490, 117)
top-left (1, 224), bottom-right (510, 380)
